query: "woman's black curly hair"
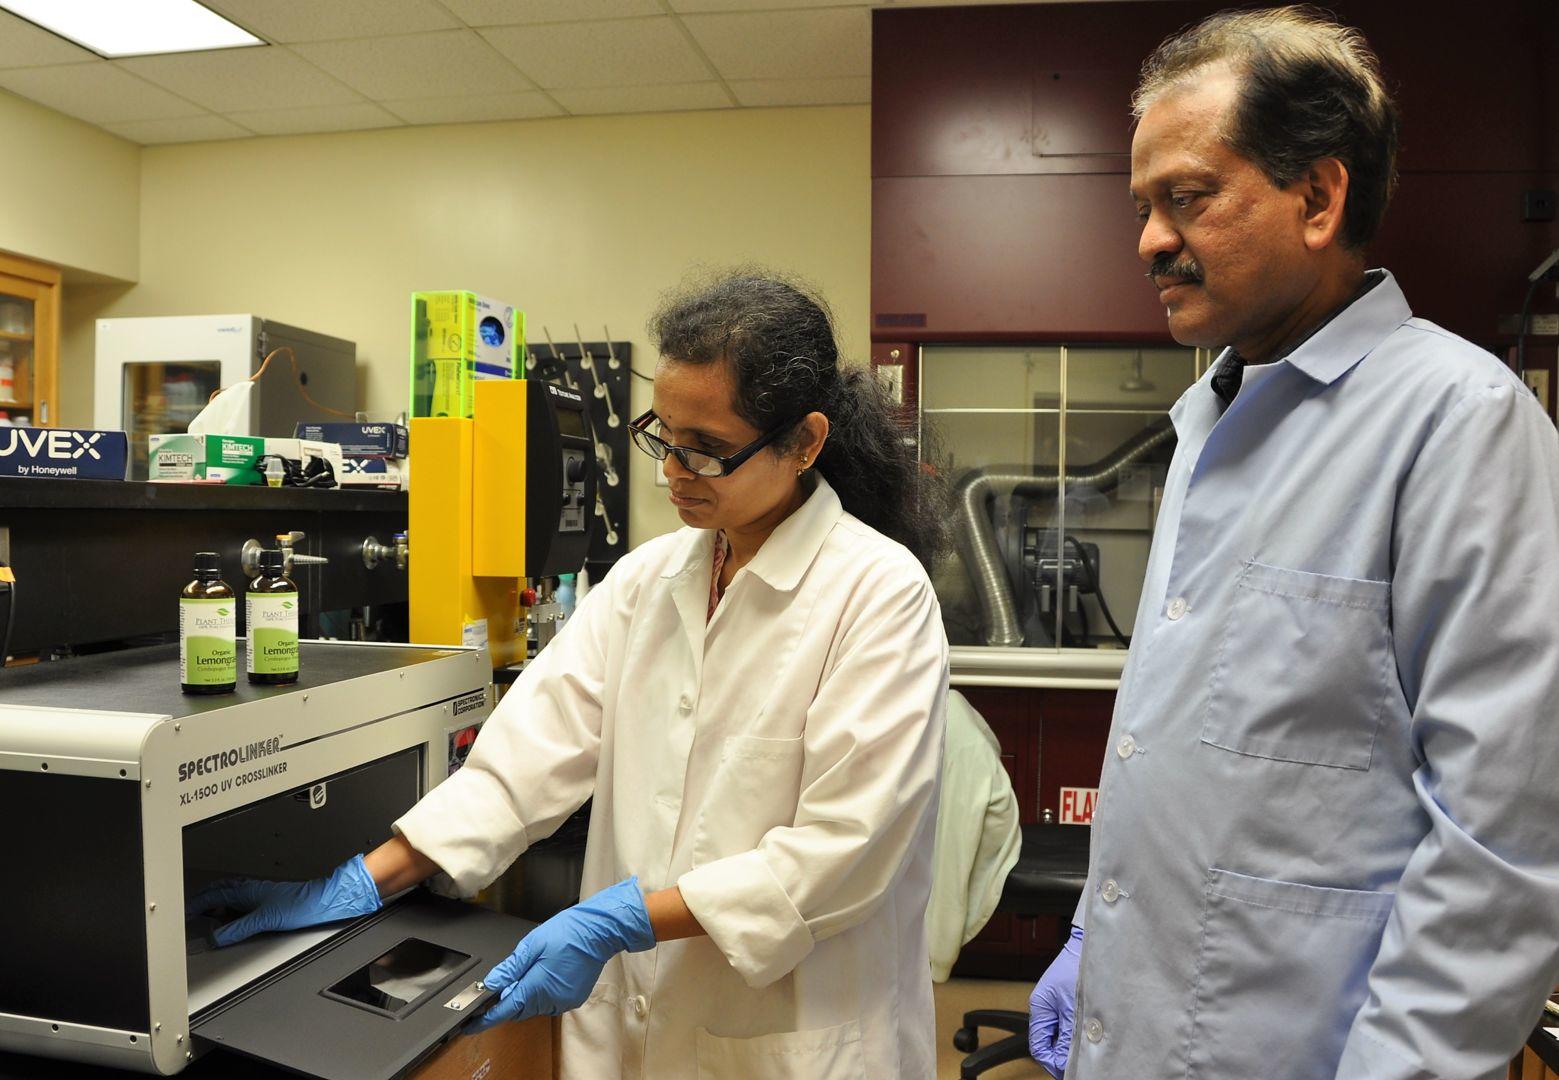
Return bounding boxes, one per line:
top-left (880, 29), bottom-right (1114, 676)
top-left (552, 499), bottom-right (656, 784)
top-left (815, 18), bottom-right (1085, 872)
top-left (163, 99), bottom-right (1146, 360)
top-left (649, 269), bottom-right (947, 568)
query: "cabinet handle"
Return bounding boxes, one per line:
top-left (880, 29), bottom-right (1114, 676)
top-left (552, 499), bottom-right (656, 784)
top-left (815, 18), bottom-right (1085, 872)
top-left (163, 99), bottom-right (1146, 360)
top-left (40, 400), bottom-right (48, 424)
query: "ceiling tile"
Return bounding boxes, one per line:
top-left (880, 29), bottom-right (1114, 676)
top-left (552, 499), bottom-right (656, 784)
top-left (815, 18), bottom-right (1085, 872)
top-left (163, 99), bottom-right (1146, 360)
top-left (104, 114), bottom-right (253, 144)
top-left (0, 63), bottom-right (204, 123)
top-left (481, 18), bottom-right (710, 89)
top-left (682, 8), bottom-right (869, 81)
top-left (118, 47), bottom-right (364, 112)
top-left (381, 91), bottom-right (562, 124)
top-left (668, 0), bottom-right (857, 11)
top-left (729, 75), bottom-right (870, 107)
top-left (0, 10), bottom-right (98, 68)
top-left (440, 0), bottom-right (663, 25)
top-left (224, 101), bottom-right (404, 135)
top-left (291, 30), bottom-right (532, 100)
top-left (552, 82), bottom-right (732, 116)
top-left (202, 0), bottom-right (459, 43)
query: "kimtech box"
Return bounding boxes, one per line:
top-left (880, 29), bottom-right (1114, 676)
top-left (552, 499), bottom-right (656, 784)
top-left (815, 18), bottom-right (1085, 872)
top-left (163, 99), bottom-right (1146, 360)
top-left (0, 427), bottom-right (128, 480)
top-left (293, 421), bottom-right (408, 459)
top-left (148, 433), bottom-right (265, 484)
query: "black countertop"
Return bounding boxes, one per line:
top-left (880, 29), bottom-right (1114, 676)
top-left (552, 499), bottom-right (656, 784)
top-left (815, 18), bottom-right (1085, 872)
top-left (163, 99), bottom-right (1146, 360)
top-left (0, 476), bottom-right (406, 513)
top-left (0, 642), bottom-right (461, 719)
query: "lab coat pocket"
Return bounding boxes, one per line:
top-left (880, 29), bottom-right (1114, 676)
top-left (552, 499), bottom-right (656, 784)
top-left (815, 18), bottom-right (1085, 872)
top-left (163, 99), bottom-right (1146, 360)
top-left (1202, 560), bottom-right (1391, 769)
top-left (696, 1019), bottom-right (864, 1080)
top-left (690, 734), bottom-right (805, 866)
top-left (1185, 869), bottom-right (1394, 1080)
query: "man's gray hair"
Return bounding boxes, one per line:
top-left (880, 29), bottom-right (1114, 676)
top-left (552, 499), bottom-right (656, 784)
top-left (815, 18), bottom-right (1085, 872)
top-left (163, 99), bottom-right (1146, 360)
top-left (1133, 6), bottom-right (1400, 250)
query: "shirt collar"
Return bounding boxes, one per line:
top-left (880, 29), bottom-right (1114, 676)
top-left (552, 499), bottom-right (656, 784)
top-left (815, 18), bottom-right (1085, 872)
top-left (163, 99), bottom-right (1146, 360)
top-left (660, 473), bottom-right (845, 591)
top-left (1270, 268), bottom-right (1408, 386)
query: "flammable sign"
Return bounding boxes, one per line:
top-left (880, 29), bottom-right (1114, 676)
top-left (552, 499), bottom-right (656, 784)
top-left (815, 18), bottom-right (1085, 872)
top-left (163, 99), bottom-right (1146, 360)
top-left (1058, 786), bottom-right (1099, 825)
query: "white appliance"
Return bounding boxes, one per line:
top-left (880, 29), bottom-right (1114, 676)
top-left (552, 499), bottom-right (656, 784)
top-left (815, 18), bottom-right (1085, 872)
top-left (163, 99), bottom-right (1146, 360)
top-left (95, 315), bottom-right (356, 480)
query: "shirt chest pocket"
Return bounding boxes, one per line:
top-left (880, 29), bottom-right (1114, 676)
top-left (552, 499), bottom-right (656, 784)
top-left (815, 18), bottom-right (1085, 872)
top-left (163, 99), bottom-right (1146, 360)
top-left (1201, 561), bottom-right (1392, 770)
top-left (691, 734), bottom-right (805, 866)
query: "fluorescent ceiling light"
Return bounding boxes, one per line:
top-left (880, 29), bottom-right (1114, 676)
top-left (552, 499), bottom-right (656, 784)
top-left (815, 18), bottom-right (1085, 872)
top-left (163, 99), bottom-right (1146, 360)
top-left (0, 0), bottom-right (262, 58)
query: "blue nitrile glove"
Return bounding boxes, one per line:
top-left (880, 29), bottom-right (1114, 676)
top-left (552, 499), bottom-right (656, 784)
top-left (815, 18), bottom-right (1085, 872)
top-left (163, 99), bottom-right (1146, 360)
top-left (467, 877), bottom-right (655, 1033)
top-left (188, 854), bottom-right (382, 948)
top-left (1029, 924), bottom-right (1082, 1077)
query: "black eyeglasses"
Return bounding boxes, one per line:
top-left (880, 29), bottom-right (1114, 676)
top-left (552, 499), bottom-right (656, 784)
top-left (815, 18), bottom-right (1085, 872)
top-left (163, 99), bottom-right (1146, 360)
top-left (629, 409), bottom-right (794, 478)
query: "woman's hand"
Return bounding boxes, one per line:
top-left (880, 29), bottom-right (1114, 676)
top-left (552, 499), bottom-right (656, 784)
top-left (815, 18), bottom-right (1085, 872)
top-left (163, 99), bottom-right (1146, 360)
top-left (468, 877), bottom-right (655, 1032)
top-left (188, 854), bottom-right (382, 947)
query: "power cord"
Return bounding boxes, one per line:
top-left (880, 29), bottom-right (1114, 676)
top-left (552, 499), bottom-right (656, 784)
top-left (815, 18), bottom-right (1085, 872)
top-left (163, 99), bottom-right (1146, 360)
top-left (205, 346), bottom-right (356, 418)
top-left (1065, 535), bottom-right (1131, 649)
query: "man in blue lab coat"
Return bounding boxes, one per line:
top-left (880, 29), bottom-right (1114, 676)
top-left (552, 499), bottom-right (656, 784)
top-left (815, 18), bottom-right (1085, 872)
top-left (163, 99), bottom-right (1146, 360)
top-left (1029, 7), bottom-right (1559, 1079)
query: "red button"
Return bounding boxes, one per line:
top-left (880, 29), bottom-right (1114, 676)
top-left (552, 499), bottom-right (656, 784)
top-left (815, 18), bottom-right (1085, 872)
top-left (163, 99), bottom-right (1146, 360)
top-left (520, 588), bottom-right (537, 607)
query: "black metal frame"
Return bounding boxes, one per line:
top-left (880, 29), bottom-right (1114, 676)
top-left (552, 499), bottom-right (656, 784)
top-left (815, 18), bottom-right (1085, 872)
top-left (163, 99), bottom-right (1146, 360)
top-left (526, 340), bottom-right (630, 585)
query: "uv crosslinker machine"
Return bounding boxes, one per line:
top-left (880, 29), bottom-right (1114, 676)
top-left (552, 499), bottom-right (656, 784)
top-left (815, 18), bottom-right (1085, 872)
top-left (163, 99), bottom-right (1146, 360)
top-left (0, 642), bottom-right (535, 1078)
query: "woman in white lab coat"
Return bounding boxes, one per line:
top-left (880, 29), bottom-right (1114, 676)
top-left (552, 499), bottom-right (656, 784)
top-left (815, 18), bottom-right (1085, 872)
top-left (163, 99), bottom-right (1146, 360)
top-left (199, 272), bottom-right (951, 1079)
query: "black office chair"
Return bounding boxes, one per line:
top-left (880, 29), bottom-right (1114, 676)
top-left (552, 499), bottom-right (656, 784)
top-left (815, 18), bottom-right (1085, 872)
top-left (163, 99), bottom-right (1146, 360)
top-left (953, 824), bottom-right (1091, 1079)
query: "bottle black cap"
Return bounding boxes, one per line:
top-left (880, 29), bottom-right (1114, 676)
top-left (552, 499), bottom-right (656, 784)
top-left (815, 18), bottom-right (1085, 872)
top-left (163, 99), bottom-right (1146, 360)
top-left (259, 549), bottom-right (285, 574)
top-left (193, 552), bottom-right (221, 578)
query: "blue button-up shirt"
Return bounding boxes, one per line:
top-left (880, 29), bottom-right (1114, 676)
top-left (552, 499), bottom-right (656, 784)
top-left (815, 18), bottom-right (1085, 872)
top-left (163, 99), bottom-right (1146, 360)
top-left (1070, 271), bottom-right (1559, 1080)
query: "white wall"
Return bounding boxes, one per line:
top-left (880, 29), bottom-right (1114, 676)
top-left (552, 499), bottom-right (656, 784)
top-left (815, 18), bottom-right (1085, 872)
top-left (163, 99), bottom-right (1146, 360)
top-left (0, 88), bottom-right (142, 426)
top-left (0, 88), bottom-right (140, 283)
top-left (67, 104), bottom-right (869, 545)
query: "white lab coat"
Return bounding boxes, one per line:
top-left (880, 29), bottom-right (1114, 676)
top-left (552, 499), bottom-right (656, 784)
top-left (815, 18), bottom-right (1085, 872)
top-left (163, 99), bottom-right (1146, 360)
top-left (395, 476), bottom-right (950, 1079)
top-left (926, 691), bottom-right (1020, 982)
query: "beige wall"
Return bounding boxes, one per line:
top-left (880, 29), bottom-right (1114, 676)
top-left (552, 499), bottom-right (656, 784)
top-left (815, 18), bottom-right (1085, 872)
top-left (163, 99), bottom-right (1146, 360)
top-left (68, 104), bottom-right (869, 546)
top-left (0, 88), bottom-right (139, 282)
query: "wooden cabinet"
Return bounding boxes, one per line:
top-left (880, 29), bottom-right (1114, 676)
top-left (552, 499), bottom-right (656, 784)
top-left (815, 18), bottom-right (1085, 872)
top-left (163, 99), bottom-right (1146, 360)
top-left (872, 0), bottom-right (1559, 345)
top-left (1510, 1041), bottom-right (1559, 1080)
top-left (0, 252), bottom-right (60, 428)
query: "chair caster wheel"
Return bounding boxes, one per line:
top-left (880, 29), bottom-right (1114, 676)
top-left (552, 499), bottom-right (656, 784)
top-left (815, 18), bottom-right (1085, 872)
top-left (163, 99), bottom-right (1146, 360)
top-left (953, 1027), bottom-right (979, 1053)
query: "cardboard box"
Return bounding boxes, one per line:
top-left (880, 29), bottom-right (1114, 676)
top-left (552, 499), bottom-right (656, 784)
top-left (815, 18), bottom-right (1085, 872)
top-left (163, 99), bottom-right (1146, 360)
top-left (410, 290), bottom-right (524, 419)
top-left (0, 427), bottom-right (128, 480)
top-left (148, 433), bottom-right (264, 484)
top-left (409, 1015), bottom-right (553, 1080)
top-left (294, 421), bottom-right (409, 459)
top-left (339, 454), bottom-right (407, 490)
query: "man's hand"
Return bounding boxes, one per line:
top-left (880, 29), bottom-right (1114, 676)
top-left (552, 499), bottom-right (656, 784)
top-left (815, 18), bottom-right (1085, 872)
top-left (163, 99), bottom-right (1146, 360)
top-left (188, 854), bottom-right (382, 947)
top-left (1029, 924), bottom-right (1083, 1077)
top-left (467, 877), bottom-right (655, 1033)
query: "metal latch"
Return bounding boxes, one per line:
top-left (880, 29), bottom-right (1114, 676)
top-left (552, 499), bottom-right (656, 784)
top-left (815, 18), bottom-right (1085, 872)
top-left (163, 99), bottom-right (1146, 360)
top-left (444, 981), bottom-right (487, 1012)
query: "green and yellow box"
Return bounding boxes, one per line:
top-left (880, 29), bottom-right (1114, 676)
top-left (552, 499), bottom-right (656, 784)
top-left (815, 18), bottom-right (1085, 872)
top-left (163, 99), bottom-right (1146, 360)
top-left (148, 433), bottom-right (266, 484)
top-left (410, 291), bottom-right (524, 418)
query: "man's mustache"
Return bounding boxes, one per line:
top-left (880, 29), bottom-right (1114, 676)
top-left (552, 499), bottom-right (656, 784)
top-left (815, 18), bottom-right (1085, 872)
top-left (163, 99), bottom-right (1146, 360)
top-left (1147, 255), bottom-right (1203, 284)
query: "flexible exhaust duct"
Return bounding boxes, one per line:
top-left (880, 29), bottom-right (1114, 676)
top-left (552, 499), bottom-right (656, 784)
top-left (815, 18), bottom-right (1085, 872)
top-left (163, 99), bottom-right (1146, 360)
top-left (951, 420), bottom-right (1177, 646)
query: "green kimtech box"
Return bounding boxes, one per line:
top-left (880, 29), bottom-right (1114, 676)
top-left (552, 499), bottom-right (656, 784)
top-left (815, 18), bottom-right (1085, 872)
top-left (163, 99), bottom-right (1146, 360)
top-left (148, 433), bottom-right (266, 484)
top-left (410, 291), bottom-right (524, 419)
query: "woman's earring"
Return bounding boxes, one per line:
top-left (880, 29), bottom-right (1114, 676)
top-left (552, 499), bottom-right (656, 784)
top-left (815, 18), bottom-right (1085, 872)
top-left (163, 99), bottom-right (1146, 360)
top-left (796, 457), bottom-right (808, 477)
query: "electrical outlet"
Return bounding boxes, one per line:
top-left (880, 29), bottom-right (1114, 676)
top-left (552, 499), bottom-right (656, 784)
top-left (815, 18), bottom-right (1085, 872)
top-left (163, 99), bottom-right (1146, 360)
top-left (1532, 313), bottom-right (1559, 337)
top-left (1523, 370), bottom-right (1552, 413)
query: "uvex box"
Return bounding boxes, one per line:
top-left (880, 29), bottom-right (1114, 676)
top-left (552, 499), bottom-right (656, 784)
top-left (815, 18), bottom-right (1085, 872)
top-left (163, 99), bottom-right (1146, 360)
top-left (294, 422), bottom-right (408, 459)
top-left (0, 427), bottom-right (129, 480)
